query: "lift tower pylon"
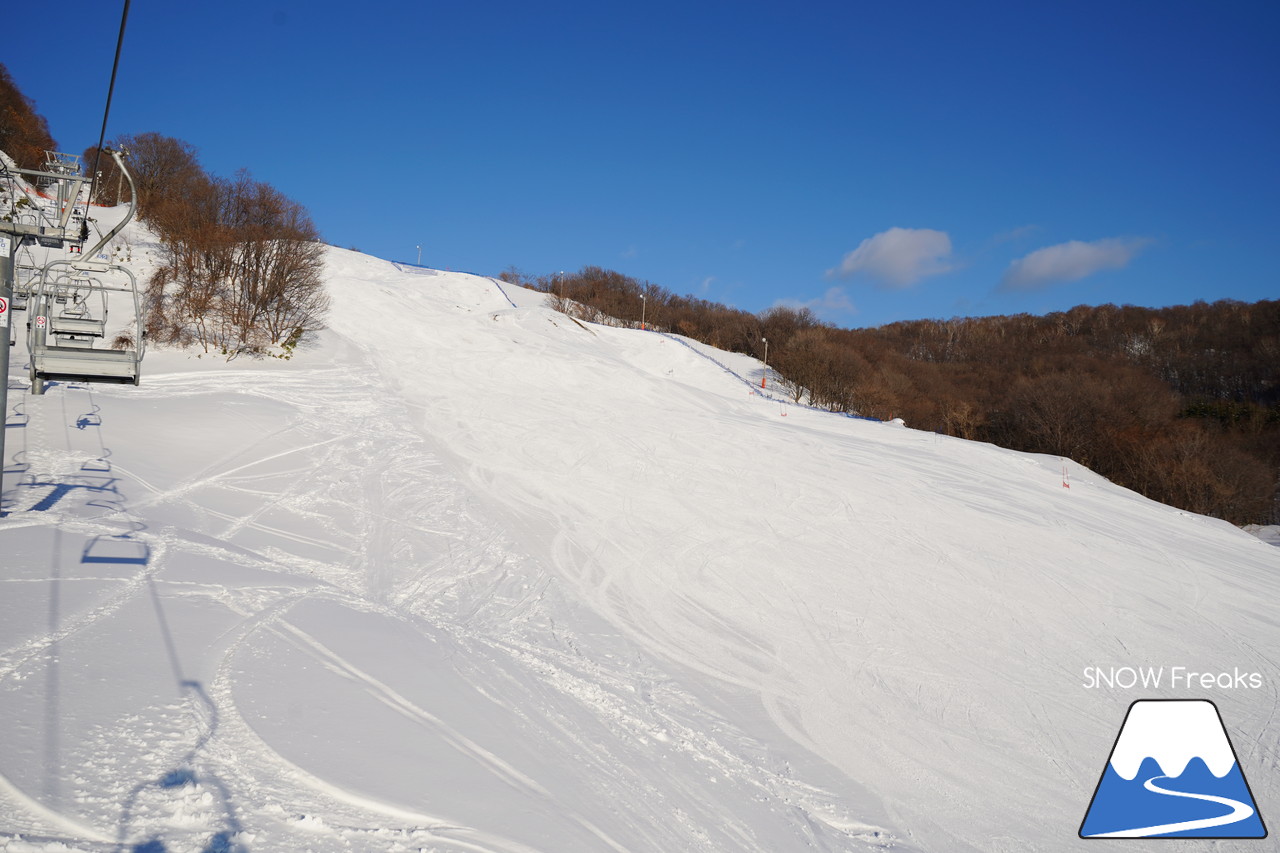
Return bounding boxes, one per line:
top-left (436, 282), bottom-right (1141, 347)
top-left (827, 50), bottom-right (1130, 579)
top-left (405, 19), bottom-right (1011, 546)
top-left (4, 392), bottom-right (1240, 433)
top-left (0, 147), bottom-right (138, 508)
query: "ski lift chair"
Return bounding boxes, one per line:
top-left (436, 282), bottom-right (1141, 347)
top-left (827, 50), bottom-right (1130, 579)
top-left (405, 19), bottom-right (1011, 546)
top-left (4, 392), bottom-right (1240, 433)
top-left (49, 278), bottom-right (108, 338)
top-left (28, 260), bottom-right (144, 394)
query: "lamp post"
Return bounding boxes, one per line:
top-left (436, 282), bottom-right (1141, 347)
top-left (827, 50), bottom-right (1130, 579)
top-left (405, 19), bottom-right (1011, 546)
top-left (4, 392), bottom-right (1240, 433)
top-left (761, 337), bottom-right (768, 388)
top-left (640, 293), bottom-right (646, 330)
top-left (416, 245), bottom-right (422, 265)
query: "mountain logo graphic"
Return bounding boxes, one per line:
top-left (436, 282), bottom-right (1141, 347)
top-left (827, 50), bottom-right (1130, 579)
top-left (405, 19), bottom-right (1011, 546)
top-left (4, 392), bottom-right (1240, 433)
top-left (1080, 699), bottom-right (1267, 838)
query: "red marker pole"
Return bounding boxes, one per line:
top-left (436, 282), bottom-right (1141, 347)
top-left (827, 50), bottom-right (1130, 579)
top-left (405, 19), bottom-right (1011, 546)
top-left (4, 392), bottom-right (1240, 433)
top-left (761, 336), bottom-right (769, 389)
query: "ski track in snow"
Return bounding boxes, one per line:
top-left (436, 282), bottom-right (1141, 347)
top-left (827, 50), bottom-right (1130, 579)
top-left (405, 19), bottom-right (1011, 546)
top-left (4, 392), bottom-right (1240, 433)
top-left (321, 254), bottom-right (1280, 853)
top-left (2, 242), bottom-right (904, 851)
top-left (2, 232), bottom-right (1278, 852)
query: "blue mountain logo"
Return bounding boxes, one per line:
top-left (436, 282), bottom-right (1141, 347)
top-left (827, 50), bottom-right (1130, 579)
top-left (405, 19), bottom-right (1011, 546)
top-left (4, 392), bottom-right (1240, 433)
top-left (1080, 699), bottom-right (1267, 838)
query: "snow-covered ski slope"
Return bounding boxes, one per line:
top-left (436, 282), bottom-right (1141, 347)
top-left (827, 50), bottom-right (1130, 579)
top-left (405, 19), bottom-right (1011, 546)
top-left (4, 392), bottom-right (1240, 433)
top-left (2, 236), bottom-right (1277, 853)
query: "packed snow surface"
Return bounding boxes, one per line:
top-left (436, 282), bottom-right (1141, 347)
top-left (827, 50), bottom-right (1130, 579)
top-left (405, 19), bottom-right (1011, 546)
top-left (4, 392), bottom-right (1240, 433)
top-left (2, 219), bottom-right (1278, 852)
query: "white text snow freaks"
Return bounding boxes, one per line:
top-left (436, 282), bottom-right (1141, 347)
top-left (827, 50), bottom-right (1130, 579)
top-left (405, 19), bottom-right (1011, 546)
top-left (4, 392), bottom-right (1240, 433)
top-left (1083, 666), bottom-right (1263, 690)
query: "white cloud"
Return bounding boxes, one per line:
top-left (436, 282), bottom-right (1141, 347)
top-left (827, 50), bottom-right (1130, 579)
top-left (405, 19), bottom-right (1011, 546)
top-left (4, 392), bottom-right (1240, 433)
top-left (992, 224), bottom-right (1040, 245)
top-left (1001, 237), bottom-right (1152, 291)
top-left (826, 227), bottom-right (954, 288)
top-left (774, 286), bottom-right (856, 318)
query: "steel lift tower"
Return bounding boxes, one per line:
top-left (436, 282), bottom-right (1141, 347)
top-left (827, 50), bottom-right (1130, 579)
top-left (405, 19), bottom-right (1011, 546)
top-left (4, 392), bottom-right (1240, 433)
top-left (1, 147), bottom-right (139, 505)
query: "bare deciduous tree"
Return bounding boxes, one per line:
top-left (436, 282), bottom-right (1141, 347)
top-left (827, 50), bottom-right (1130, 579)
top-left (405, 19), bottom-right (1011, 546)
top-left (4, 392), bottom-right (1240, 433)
top-left (148, 159), bottom-right (327, 357)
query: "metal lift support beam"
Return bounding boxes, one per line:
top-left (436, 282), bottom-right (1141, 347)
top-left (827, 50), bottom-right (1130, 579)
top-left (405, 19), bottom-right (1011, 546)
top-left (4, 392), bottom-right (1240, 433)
top-left (1, 234), bottom-right (17, 510)
top-left (1, 148), bottom-right (137, 500)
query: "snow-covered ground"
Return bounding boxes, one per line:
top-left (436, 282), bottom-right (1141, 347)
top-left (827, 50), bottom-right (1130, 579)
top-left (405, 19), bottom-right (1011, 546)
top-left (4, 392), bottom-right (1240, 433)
top-left (2, 208), bottom-right (1278, 852)
top-left (1244, 525), bottom-right (1280, 548)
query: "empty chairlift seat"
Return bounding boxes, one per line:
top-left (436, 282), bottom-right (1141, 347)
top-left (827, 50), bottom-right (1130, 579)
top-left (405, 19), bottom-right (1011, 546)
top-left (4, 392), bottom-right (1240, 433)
top-left (27, 261), bottom-right (144, 392)
top-left (49, 281), bottom-right (109, 343)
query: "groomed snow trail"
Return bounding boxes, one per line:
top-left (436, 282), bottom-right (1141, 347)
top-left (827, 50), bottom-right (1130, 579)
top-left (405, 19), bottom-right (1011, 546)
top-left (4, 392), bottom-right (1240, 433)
top-left (324, 251), bottom-right (1280, 853)
top-left (1, 246), bottom-right (905, 851)
top-left (2, 241), bottom-right (1278, 852)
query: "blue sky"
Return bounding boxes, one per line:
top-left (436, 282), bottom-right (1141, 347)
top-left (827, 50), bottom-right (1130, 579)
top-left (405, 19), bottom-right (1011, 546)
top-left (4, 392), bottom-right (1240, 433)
top-left (8, 1), bottom-right (1278, 327)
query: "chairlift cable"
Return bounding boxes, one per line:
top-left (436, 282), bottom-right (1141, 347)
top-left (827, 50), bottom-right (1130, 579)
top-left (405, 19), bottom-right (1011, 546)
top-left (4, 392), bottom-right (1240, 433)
top-left (87, 0), bottom-right (132, 202)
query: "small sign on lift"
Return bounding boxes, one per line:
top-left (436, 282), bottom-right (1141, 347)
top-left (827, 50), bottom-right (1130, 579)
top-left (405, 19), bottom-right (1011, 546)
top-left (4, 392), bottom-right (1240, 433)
top-left (0, 296), bottom-right (8, 328)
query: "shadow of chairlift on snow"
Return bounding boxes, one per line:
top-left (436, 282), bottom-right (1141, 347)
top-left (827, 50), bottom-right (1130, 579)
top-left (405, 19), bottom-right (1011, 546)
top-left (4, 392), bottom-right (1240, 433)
top-left (75, 408), bottom-right (102, 430)
top-left (118, 710), bottom-right (245, 851)
top-left (14, 464), bottom-right (120, 513)
top-left (118, 704), bottom-right (246, 851)
top-left (81, 533), bottom-right (150, 565)
top-left (115, 581), bottom-right (247, 851)
top-left (8, 440), bottom-right (117, 513)
top-left (2, 448), bottom-right (151, 566)
top-left (4, 404), bottom-right (28, 427)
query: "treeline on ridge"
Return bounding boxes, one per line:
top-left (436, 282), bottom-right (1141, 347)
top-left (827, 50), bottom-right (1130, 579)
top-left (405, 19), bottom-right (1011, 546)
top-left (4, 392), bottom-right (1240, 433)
top-left (4, 63), bottom-right (1274, 524)
top-left (500, 265), bottom-right (1279, 526)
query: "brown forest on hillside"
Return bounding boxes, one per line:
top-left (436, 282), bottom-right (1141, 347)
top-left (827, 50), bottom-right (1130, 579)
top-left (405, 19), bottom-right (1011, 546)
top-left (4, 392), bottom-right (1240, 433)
top-left (0, 63), bottom-right (57, 172)
top-left (501, 266), bottom-right (1280, 526)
